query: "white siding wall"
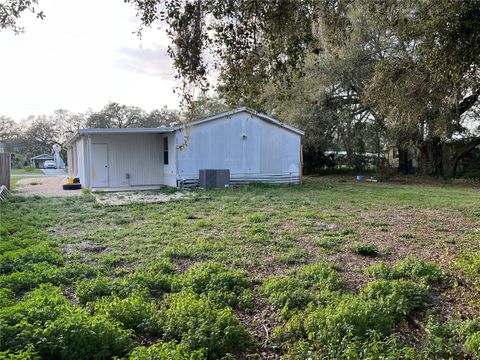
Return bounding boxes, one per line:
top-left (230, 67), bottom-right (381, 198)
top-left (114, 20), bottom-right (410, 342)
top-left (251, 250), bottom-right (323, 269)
top-left (75, 137), bottom-right (86, 185)
top-left (163, 132), bottom-right (177, 187)
top-left (67, 145), bottom-right (74, 177)
top-left (90, 134), bottom-right (164, 188)
top-left (176, 112), bottom-right (301, 184)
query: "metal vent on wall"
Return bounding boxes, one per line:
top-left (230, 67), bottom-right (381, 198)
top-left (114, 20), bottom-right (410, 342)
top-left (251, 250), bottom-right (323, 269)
top-left (199, 169), bottom-right (230, 189)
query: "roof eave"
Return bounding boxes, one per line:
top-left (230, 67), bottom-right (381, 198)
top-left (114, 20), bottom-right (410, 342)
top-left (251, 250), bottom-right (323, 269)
top-left (64, 132), bottom-right (81, 148)
top-left (73, 128), bottom-right (176, 136)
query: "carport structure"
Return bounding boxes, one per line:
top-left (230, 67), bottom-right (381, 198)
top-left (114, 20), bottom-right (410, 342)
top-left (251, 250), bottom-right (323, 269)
top-left (66, 128), bottom-right (172, 189)
top-left (30, 154), bottom-right (54, 169)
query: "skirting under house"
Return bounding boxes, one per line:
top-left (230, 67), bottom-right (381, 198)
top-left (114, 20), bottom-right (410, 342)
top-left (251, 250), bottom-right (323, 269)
top-left (65, 107), bottom-right (304, 189)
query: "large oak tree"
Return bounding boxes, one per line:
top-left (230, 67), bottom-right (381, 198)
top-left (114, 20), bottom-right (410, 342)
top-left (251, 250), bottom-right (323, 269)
top-left (128, 0), bottom-right (479, 177)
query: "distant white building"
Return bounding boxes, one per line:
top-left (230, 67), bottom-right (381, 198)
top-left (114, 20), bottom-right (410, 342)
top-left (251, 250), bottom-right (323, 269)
top-left (65, 107), bottom-right (304, 189)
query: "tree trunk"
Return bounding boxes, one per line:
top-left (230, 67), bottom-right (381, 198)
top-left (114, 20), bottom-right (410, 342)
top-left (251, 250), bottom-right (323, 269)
top-left (442, 158), bottom-right (458, 178)
top-left (442, 138), bottom-right (480, 178)
top-left (419, 138), bottom-right (443, 176)
top-left (419, 137), bottom-right (480, 177)
top-left (398, 147), bottom-right (411, 174)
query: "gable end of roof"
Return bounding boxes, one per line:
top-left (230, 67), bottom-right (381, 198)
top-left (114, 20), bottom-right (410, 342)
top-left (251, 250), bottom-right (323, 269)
top-left (174, 107), bottom-right (304, 136)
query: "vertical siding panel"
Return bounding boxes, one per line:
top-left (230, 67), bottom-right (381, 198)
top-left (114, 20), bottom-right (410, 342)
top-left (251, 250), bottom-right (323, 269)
top-left (90, 134), bottom-right (163, 187)
top-left (177, 112), bottom-right (302, 185)
top-left (163, 133), bottom-right (177, 186)
top-left (76, 138), bottom-right (86, 185)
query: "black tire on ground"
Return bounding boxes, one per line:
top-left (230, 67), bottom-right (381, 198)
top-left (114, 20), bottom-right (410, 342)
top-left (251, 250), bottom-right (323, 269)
top-left (63, 183), bottom-right (82, 190)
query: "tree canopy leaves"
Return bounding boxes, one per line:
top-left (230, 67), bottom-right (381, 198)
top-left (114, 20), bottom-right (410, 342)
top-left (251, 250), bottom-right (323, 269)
top-left (127, 0), bottom-right (479, 176)
top-left (0, 0), bottom-right (44, 34)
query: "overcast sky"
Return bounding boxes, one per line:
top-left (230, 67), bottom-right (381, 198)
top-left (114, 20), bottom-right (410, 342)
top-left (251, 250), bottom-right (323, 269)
top-left (0, 0), bottom-right (181, 121)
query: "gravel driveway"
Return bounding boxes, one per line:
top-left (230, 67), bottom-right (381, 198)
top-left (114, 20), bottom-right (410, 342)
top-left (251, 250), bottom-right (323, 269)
top-left (14, 176), bottom-right (82, 197)
top-left (41, 169), bottom-right (68, 176)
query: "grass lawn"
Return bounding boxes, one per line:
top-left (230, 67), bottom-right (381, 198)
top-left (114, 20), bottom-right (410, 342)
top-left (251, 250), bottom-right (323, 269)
top-left (1, 177), bottom-right (480, 359)
top-left (10, 176), bottom-right (21, 190)
top-left (10, 167), bottom-right (43, 175)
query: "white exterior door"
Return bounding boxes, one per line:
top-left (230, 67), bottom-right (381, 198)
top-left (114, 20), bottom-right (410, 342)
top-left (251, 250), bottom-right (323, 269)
top-left (91, 143), bottom-right (109, 187)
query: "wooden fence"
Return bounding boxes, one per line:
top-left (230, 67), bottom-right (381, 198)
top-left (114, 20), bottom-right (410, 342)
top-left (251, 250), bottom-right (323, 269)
top-left (0, 152), bottom-right (11, 190)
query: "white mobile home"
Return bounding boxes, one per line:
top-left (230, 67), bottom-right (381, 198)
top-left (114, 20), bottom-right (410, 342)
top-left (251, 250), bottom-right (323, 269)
top-left (65, 108), bottom-right (304, 189)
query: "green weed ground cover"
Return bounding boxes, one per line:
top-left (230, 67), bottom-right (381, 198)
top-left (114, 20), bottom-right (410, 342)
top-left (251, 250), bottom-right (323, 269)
top-left (8, 176), bottom-right (21, 191)
top-left (0, 178), bottom-right (479, 359)
top-left (10, 167), bottom-right (43, 175)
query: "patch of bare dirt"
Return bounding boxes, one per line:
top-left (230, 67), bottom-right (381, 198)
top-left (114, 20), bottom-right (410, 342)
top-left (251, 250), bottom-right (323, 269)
top-left (93, 191), bottom-right (191, 206)
top-left (15, 176), bottom-right (82, 197)
top-left (65, 240), bottom-right (108, 258)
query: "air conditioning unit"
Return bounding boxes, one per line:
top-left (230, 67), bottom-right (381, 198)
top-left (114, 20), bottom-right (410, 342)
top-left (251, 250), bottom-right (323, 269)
top-left (199, 169), bottom-right (230, 189)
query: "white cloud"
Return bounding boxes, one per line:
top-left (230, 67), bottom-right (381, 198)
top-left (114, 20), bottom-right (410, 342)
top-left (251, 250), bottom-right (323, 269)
top-left (0, 0), bottom-right (180, 121)
top-left (117, 44), bottom-right (175, 80)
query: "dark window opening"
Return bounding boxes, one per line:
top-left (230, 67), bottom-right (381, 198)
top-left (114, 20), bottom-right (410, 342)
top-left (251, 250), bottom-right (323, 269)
top-left (163, 137), bottom-right (169, 165)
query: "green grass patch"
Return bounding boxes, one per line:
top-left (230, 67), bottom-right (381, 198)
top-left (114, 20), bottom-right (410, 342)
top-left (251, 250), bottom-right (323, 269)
top-left (350, 242), bottom-right (380, 257)
top-left (11, 167), bottom-right (43, 175)
top-left (1, 178), bottom-right (479, 358)
top-left (366, 258), bottom-right (445, 285)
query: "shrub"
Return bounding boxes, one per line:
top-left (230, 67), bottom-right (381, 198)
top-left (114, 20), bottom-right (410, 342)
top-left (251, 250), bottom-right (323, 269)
top-left (76, 261), bottom-right (176, 303)
top-left (422, 316), bottom-right (464, 359)
top-left (0, 284), bottom-right (71, 324)
top-left (0, 345), bottom-right (40, 359)
top-left (365, 263), bottom-right (395, 280)
top-left (146, 258), bottom-right (177, 274)
top-left (0, 238), bottom-right (36, 255)
top-left (399, 232), bottom-right (415, 239)
top-left (159, 290), bottom-right (250, 358)
top-left (365, 258), bottom-right (445, 285)
top-left (464, 331), bottom-right (480, 358)
top-left (314, 237), bottom-right (343, 250)
top-left (262, 263), bottom-right (346, 312)
top-left (1, 284), bottom-right (129, 359)
top-left (179, 261), bottom-right (253, 308)
top-left (76, 276), bottom-right (122, 303)
top-left (0, 288), bottom-right (15, 307)
top-left (304, 295), bottom-right (398, 350)
top-left (350, 242), bottom-right (380, 257)
top-left (341, 333), bottom-right (418, 359)
top-left (125, 268), bottom-right (175, 296)
top-left (0, 260), bottom-right (95, 293)
top-left (129, 341), bottom-right (206, 360)
top-left (0, 245), bottom-right (64, 274)
top-left (247, 213), bottom-right (269, 223)
top-left (459, 320), bottom-right (480, 358)
top-left (461, 169), bottom-right (480, 180)
top-left (281, 340), bottom-right (317, 360)
top-left (36, 311), bottom-right (133, 360)
top-left (271, 311), bottom-right (311, 344)
top-left (262, 276), bottom-right (315, 310)
top-left (273, 248), bottom-right (309, 264)
top-left (360, 280), bottom-right (428, 319)
top-left (163, 244), bottom-right (195, 259)
top-left (59, 262), bottom-right (97, 282)
top-left (457, 251), bottom-right (480, 287)
top-left (420, 317), bottom-right (480, 358)
top-left (273, 277), bottom-right (429, 358)
top-left (96, 255), bottom-right (123, 269)
top-left (293, 262), bottom-right (346, 291)
top-left (0, 284), bottom-right (74, 352)
top-left (394, 258), bottom-right (445, 284)
top-left (122, 260), bottom-right (176, 296)
top-left (93, 290), bottom-right (161, 335)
